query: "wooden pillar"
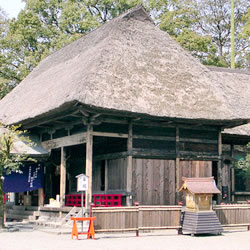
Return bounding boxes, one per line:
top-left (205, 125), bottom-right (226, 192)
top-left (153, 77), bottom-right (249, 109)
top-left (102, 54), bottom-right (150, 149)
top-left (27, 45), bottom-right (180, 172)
top-left (60, 147), bottom-right (66, 207)
top-left (85, 124), bottom-right (93, 209)
top-left (104, 160), bottom-right (108, 192)
top-left (38, 188), bottom-right (44, 206)
top-left (231, 144), bottom-right (235, 202)
top-left (175, 127), bottom-right (180, 204)
top-left (126, 122), bottom-right (133, 206)
top-left (217, 131), bottom-right (222, 203)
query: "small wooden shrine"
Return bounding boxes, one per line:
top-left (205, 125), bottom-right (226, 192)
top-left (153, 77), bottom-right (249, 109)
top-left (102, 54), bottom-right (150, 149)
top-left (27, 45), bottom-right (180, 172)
top-left (179, 177), bottom-right (223, 236)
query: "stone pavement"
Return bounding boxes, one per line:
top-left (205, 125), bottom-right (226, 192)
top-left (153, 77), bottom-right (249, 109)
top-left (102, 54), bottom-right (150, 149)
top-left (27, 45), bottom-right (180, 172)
top-left (0, 223), bottom-right (250, 250)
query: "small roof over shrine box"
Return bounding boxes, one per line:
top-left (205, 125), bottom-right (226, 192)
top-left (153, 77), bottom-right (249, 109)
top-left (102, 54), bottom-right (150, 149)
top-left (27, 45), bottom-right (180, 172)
top-left (179, 177), bottom-right (221, 212)
top-left (179, 177), bottom-right (223, 235)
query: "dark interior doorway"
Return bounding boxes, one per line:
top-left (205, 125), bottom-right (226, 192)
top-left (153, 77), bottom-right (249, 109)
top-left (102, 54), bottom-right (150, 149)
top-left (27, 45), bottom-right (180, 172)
top-left (212, 161), bottom-right (218, 202)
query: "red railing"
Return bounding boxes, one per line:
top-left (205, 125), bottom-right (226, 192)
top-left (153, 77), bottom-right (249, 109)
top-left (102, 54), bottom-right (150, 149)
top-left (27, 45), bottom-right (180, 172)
top-left (65, 194), bottom-right (122, 207)
top-left (3, 194), bottom-right (9, 204)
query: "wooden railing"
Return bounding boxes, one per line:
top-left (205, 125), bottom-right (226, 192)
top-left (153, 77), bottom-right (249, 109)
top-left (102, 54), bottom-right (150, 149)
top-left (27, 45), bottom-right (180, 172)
top-left (214, 204), bottom-right (250, 228)
top-left (92, 205), bottom-right (182, 235)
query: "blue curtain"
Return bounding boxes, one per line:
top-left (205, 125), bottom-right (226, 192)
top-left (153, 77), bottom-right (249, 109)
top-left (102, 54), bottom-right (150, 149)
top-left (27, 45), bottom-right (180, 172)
top-left (3, 164), bottom-right (44, 192)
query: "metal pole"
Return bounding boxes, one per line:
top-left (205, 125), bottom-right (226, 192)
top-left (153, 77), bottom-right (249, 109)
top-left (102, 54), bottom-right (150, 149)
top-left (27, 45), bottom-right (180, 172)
top-left (230, 0), bottom-right (235, 69)
top-left (81, 191), bottom-right (83, 232)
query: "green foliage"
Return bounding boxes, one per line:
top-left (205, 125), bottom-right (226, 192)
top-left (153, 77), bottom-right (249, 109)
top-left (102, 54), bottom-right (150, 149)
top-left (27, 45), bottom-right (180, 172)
top-left (159, 0), bottom-right (249, 68)
top-left (0, 123), bottom-right (35, 175)
top-left (0, 123), bottom-right (35, 228)
top-left (0, 0), bottom-right (142, 99)
top-left (236, 143), bottom-right (250, 177)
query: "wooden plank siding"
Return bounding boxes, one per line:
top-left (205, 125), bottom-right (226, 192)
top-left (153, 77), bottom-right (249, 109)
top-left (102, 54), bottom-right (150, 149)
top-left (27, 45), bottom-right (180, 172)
top-left (92, 161), bottom-right (102, 193)
top-left (40, 121), bottom-right (223, 206)
top-left (214, 205), bottom-right (250, 226)
top-left (92, 206), bottom-right (181, 232)
top-left (132, 159), bottom-right (176, 205)
top-left (178, 160), bottom-right (212, 202)
top-left (107, 158), bottom-right (127, 191)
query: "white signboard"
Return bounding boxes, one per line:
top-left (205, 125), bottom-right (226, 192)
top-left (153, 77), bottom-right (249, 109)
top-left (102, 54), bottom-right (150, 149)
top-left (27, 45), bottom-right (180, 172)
top-left (76, 174), bottom-right (88, 192)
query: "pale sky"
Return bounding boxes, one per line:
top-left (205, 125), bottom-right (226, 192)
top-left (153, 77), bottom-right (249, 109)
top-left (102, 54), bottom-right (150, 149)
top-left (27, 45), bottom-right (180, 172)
top-left (0, 0), bottom-right (25, 18)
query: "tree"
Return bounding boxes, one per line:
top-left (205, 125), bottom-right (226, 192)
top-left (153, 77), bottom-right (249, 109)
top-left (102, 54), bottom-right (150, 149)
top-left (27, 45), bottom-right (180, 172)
top-left (0, 0), bottom-right (142, 99)
top-left (0, 123), bottom-right (34, 228)
top-left (0, 7), bottom-right (14, 99)
top-left (158, 0), bottom-right (249, 67)
top-left (237, 143), bottom-right (250, 177)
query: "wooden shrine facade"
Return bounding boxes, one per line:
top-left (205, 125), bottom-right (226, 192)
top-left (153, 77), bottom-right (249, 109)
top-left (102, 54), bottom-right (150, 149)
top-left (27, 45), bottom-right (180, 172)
top-left (20, 103), bottom-right (244, 207)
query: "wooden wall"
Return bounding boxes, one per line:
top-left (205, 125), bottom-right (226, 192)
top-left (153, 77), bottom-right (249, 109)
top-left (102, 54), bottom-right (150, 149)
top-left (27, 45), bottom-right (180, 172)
top-left (179, 160), bottom-right (212, 187)
top-left (107, 158), bottom-right (127, 190)
top-left (92, 160), bottom-right (102, 192)
top-left (178, 160), bottom-right (212, 202)
top-left (132, 159), bottom-right (176, 205)
top-left (130, 159), bottom-right (212, 205)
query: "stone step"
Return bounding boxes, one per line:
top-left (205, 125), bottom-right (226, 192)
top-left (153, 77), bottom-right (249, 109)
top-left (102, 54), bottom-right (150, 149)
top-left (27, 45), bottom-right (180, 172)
top-left (7, 214), bottom-right (33, 221)
top-left (6, 206), bottom-right (39, 221)
top-left (7, 209), bottom-right (37, 216)
top-left (10, 206), bottom-right (39, 211)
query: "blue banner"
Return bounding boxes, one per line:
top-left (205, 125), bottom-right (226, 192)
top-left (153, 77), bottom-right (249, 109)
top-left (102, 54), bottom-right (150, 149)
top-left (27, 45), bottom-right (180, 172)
top-left (3, 164), bottom-right (44, 193)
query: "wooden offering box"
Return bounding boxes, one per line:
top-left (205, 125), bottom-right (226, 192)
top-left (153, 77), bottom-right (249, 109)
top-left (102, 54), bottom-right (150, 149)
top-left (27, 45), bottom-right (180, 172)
top-left (179, 177), bottom-right (223, 236)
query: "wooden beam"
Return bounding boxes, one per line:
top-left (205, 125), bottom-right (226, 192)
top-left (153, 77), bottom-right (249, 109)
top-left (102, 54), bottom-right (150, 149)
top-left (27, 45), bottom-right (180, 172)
top-left (38, 118), bottom-right (83, 134)
top-left (94, 152), bottom-right (129, 161)
top-left (41, 133), bottom-right (87, 150)
top-left (132, 149), bottom-right (175, 158)
top-left (54, 120), bottom-right (68, 125)
top-left (217, 131), bottom-right (223, 203)
top-left (231, 144), bottom-right (235, 202)
top-left (97, 117), bottom-right (129, 125)
top-left (93, 131), bottom-right (128, 138)
top-left (85, 124), bottom-right (93, 210)
top-left (179, 155), bottom-right (219, 161)
top-left (234, 192), bottom-right (250, 195)
top-left (38, 188), bottom-right (44, 206)
top-left (79, 109), bottom-right (90, 117)
top-left (133, 120), bottom-right (219, 131)
top-left (60, 147), bottom-right (66, 207)
top-left (133, 134), bottom-right (175, 141)
top-left (179, 151), bottom-right (219, 158)
top-left (180, 138), bottom-right (218, 144)
top-left (23, 109), bottom-right (80, 129)
top-left (105, 160), bottom-right (108, 192)
top-left (175, 127), bottom-right (180, 204)
top-left (126, 122), bottom-right (133, 206)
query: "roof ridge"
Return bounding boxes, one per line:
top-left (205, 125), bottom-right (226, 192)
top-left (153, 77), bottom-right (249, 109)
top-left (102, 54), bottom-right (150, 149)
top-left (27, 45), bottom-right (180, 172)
top-left (37, 5), bottom-right (152, 66)
top-left (208, 66), bottom-right (250, 75)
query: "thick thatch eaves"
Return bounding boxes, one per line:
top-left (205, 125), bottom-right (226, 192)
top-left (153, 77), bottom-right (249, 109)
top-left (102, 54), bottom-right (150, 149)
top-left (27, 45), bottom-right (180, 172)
top-left (224, 123), bottom-right (250, 136)
top-left (208, 66), bottom-right (250, 124)
top-left (0, 6), bottom-right (249, 126)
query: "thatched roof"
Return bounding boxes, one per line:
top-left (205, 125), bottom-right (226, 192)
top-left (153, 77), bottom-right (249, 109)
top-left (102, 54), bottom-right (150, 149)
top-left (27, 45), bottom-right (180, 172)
top-left (0, 6), bottom-right (249, 126)
top-left (0, 128), bottom-right (48, 158)
top-left (208, 67), bottom-right (250, 123)
top-left (224, 123), bottom-right (250, 137)
top-left (207, 67), bottom-right (250, 138)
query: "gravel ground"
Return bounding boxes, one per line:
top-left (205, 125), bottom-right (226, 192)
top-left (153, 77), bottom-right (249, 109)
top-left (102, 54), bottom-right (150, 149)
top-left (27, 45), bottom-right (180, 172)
top-left (0, 224), bottom-right (250, 250)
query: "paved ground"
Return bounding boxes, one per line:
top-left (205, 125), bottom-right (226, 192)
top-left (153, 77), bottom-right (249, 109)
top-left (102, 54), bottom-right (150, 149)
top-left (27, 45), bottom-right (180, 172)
top-left (0, 223), bottom-right (250, 250)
